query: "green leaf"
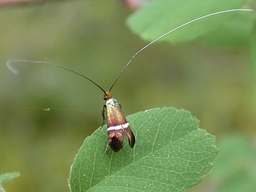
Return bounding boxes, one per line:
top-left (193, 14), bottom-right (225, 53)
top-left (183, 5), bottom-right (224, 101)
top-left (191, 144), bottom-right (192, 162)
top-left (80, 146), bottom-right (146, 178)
top-left (69, 107), bottom-right (218, 192)
top-left (127, 0), bottom-right (254, 47)
top-left (0, 172), bottom-right (20, 183)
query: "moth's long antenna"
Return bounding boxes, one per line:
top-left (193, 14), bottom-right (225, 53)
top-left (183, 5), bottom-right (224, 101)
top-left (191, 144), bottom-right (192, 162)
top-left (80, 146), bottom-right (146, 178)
top-left (108, 8), bottom-right (253, 91)
top-left (6, 59), bottom-right (107, 94)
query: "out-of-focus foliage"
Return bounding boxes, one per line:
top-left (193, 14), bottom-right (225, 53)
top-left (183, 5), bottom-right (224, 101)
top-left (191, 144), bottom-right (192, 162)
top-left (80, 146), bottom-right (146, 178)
top-left (128, 0), bottom-right (255, 47)
top-left (188, 135), bottom-right (256, 192)
top-left (212, 135), bottom-right (256, 192)
top-left (0, 0), bottom-right (255, 191)
top-left (0, 172), bottom-right (19, 191)
top-left (0, 172), bottom-right (19, 182)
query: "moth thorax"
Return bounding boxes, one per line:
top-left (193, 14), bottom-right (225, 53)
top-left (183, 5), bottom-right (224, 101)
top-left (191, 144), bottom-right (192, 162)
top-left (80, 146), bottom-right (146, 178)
top-left (106, 98), bottom-right (119, 106)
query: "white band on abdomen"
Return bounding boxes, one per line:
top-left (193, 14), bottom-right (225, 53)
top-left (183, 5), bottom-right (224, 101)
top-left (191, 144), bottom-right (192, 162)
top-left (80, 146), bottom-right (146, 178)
top-left (107, 123), bottom-right (130, 131)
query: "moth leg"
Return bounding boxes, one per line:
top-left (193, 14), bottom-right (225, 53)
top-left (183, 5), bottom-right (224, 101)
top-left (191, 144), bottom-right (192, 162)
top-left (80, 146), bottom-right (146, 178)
top-left (104, 143), bottom-right (109, 153)
top-left (100, 105), bottom-right (107, 129)
top-left (93, 105), bottom-right (106, 134)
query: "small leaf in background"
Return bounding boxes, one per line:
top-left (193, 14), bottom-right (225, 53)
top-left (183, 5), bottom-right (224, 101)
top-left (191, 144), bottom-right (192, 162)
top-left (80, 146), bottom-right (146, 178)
top-left (0, 172), bottom-right (19, 182)
top-left (69, 107), bottom-right (218, 192)
top-left (0, 172), bottom-right (20, 192)
top-left (127, 0), bottom-right (255, 47)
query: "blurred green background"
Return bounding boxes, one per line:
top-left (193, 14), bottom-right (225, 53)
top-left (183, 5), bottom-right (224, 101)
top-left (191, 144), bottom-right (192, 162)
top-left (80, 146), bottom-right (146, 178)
top-left (0, 1), bottom-right (255, 191)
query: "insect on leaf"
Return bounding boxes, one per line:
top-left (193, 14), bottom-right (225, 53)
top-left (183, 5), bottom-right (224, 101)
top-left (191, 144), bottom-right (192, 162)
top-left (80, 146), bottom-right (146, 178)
top-left (69, 107), bottom-right (218, 192)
